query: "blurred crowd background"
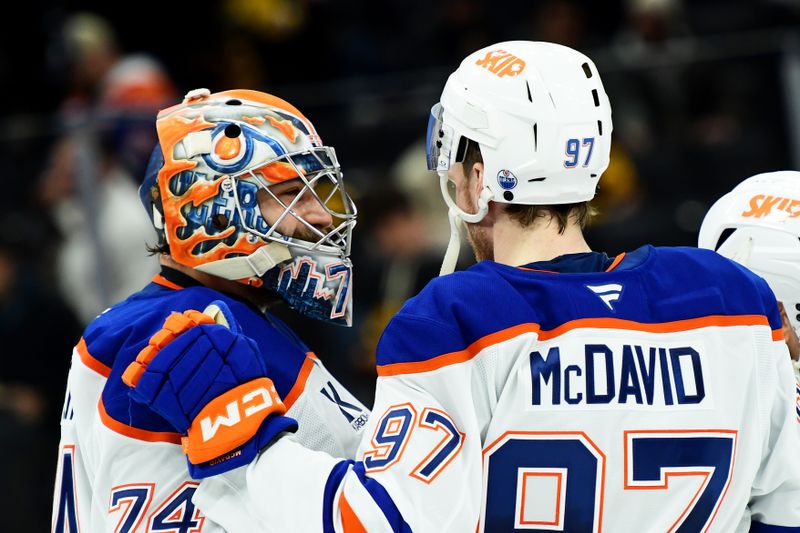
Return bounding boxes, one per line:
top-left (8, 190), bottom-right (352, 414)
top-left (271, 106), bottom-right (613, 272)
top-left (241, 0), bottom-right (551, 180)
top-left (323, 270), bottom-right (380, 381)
top-left (0, 0), bottom-right (798, 528)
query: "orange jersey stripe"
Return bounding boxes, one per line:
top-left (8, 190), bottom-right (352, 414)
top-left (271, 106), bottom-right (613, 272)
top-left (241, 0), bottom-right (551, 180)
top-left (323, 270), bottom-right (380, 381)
top-left (282, 353), bottom-right (316, 410)
top-left (151, 274), bottom-right (184, 290)
top-left (76, 338), bottom-right (112, 378)
top-left (378, 323), bottom-right (538, 377)
top-left (340, 493), bottom-right (368, 533)
top-left (517, 252), bottom-right (627, 275)
top-left (605, 252), bottom-right (626, 272)
top-left (517, 266), bottom-right (560, 274)
top-left (97, 397), bottom-right (182, 444)
top-left (773, 328), bottom-right (785, 342)
top-left (376, 314), bottom-right (771, 377)
top-left (535, 315), bottom-right (769, 341)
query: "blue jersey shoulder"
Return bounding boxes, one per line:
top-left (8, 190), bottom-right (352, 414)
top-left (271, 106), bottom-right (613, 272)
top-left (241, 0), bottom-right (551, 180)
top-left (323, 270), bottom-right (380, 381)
top-left (376, 264), bottom-right (530, 367)
top-left (644, 246), bottom-right (781, 329)
top-left (82, 283), bottom-right (310, 435)
top-left (376, 246), bottom-right (781, 368)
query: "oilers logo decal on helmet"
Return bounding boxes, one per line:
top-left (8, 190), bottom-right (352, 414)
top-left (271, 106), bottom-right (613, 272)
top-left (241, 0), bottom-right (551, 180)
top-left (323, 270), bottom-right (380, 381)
top-left (140, 89), bottom-right (356, 325)
top-left (497, 169), bottom-right (518, 190)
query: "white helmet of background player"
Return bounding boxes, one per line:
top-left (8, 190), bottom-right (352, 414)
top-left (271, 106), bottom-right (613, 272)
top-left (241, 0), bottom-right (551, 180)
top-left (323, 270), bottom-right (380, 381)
top-left (698, 171), bottom-right (800, 338)
top-left (426, 41), bottom-right (613, 273)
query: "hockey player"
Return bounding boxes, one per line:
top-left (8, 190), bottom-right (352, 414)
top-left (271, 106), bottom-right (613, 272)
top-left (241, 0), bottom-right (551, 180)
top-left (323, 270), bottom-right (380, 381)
top-left (51, 89), bottom-right (369, 532)
top-left (125, 44), bottom-right (800, 531)
top-left (699, 171), bottom-right (800, 371)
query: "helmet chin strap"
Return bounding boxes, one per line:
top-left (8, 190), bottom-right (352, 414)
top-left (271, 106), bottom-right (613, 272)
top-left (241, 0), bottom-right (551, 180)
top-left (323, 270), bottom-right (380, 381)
top-left (438, 173), bottom-right (492, 275)
top-left (440, 208), bottom-right (464, 276)
top-left (195, 242), bottom-right (292, 280)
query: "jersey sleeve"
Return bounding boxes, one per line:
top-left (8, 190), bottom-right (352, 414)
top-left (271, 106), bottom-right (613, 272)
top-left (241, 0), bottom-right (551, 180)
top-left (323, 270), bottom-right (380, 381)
top-left (194, 373), bottom-right (480, 532)
top-left (747, 286), bottom-right (800, 530)
top-left (53, 345), bottom-right (225, 533)
top-left (193, 295), bottom-right (484, 532)
top-left (747, 337), bottom-right (800, 529)
top-left (286, 356), bottom-right (370, 459)
top-left (52, 353), bottom-right (98, 533)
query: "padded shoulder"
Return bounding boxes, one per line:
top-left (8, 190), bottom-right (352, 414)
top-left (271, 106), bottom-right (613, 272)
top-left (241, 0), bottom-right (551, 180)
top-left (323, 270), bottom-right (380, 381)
top-left (641, 247), bottom-right (782, 330)
top-left (376, 247), bottom-right (782, 371)
top-left (376, 264), bottom-right (539, 368)
top-left (80, 284), bottom-right (310, 435)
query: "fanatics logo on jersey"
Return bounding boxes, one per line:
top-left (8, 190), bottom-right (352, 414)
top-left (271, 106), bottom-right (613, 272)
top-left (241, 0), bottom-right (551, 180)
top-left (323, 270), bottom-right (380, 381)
top-left (586, 283), bottom-right (623, 311)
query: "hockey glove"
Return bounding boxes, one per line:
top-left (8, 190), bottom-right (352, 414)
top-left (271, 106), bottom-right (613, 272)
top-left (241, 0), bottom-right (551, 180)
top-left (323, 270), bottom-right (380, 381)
top-left (122, 300), bottom-right (297, 478)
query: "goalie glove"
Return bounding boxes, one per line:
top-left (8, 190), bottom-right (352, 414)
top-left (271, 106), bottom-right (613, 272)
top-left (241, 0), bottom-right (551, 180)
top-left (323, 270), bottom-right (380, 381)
top-left (122, 300), bottom-right (297, 478)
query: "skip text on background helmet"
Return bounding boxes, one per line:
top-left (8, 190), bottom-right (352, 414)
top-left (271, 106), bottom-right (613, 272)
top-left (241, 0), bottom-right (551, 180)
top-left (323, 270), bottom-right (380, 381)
top-left (699, 170), bottom-right (800, 340)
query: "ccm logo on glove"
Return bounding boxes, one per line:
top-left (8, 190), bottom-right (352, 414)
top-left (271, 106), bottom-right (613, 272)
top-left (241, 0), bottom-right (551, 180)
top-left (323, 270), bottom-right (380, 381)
top-left (183, 377), bottom-right (286, 464)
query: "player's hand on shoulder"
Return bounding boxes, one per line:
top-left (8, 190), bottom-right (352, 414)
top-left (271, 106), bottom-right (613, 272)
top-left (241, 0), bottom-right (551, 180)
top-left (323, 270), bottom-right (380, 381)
top-left (122, 300), bottom-right (297, 478)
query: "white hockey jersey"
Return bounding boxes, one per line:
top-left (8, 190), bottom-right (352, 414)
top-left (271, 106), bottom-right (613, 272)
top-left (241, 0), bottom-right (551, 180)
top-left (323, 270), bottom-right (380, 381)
top-left (194, 246), bottom-right (800, 532)
top-left (51, 268), bottom-right (369, 532)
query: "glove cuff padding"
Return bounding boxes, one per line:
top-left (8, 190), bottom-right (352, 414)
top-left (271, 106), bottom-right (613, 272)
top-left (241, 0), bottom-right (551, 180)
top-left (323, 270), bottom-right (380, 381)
top-left (187, 413), bottom-right (298, 479)
top-left (182, 377), bottom-right (286, 464)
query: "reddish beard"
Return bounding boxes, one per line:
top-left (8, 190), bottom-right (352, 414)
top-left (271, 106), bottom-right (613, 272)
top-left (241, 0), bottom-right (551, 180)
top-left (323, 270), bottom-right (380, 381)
top-left (456, 169), bottom-right (493, 262)
top-left (461, 189), bottom-right (493, 261)
top-left (465, 222), bottom-right (493, 262)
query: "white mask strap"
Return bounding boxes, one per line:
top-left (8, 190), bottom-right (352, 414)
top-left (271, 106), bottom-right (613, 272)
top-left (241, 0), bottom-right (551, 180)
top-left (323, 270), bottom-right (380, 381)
top-left (440, 208), bottom-right (463, 276)
top-left (195, 243), bottom-right (292, 279)
top-left (438, 173), bottom-right (491, 275)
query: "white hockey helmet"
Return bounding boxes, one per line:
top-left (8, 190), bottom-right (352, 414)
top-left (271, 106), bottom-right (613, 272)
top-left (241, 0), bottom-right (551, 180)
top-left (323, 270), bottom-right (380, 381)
top-left (427, 41), bottom-right (613, 273)
top-left (698, 171), bottom-right (800, 337)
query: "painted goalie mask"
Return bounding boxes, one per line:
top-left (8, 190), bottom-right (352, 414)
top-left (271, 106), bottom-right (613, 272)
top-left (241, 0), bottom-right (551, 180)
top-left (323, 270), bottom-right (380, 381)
top-left (140, 89), bottom-right (357, 325)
